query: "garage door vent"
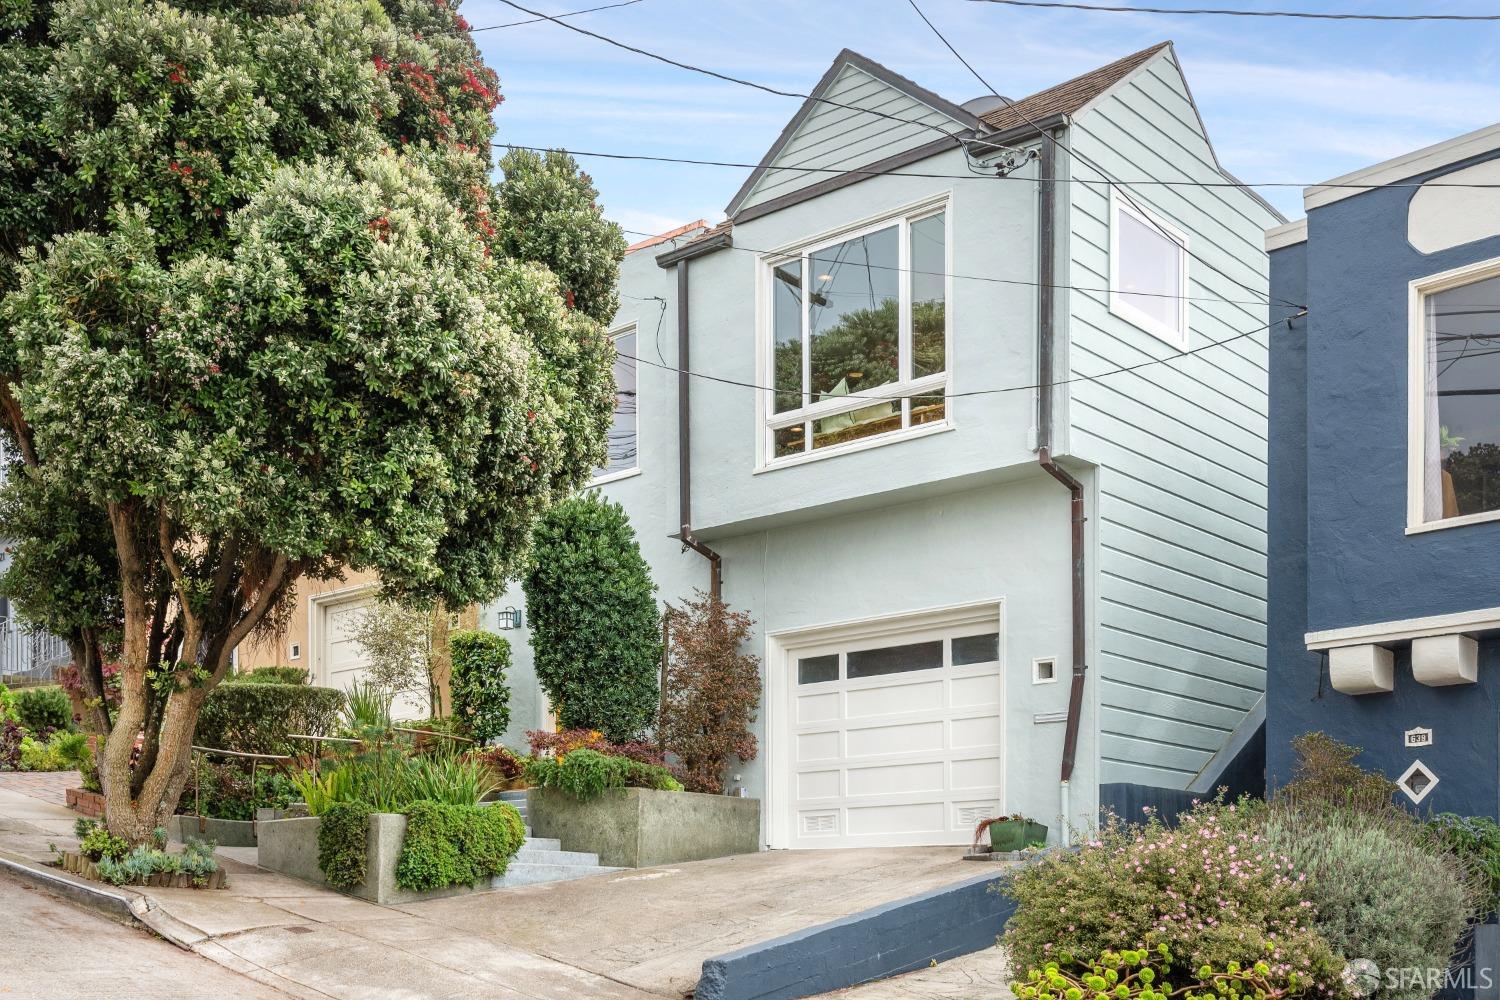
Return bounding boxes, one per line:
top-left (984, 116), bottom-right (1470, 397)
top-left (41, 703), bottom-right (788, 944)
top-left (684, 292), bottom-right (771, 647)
top-left (801, 812), bottom-right (837, 835)
top-left (955, 804), bottom-right (995, 830)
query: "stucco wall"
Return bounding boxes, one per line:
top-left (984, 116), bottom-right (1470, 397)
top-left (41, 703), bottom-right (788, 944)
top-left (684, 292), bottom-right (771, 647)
top-left (1301, 161), bottom-right (1500, 632)
top-left (1267, 154), bottom-right (1500, 816)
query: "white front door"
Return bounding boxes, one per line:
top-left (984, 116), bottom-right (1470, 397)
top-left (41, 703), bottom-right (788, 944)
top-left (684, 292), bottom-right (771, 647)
top-left (785, 621), bottom-right (1003, 849)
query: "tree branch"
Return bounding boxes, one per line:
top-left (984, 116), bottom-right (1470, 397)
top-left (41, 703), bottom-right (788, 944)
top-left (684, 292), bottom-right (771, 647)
top-left (0, 378), bottom-right (39, 468)
top-left (157, 503), bottom-right (197, 639)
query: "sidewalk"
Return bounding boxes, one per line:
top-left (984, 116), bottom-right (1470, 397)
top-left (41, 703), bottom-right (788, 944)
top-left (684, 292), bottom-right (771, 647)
top-left (0, 779), bottom-right (1009, 999)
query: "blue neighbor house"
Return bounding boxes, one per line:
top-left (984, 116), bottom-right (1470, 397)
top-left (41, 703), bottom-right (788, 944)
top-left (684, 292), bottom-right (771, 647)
top-left (1268, 124), bottom-right (1500, 817)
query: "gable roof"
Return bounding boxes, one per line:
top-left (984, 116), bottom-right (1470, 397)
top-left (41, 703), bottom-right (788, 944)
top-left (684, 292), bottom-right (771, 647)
top-left (978, 41), bottom-right (1172, 134)
top-left (627, 220), bottom-right (709, 254)
top-left (723, 49), bottom-right (987, 218)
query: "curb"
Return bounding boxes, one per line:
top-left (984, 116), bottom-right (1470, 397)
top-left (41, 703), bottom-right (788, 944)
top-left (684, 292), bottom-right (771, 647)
top-left (0, 851), bottom-right (203, 950)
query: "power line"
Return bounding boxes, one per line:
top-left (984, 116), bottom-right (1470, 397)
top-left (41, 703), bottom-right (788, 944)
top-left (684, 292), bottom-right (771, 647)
top-left (906, 0), bottom-right (1298, 312)
top-left (492, 0), bottom-right (970, 145)
top-left (967, 0), bottom-right (1500, 21)
top-left (469, 0), bottom-right (645, 32)
top-left (619, 312), bottom-right (1300, 404)
top-left (498, 141), bottom-right (1500, 193)
top-left (617, 227), bottom-right (1277, 307)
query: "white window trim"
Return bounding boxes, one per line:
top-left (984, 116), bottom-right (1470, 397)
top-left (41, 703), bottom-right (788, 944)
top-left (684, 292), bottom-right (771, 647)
top-left (1406, 255), bottom-right (1500, 534)
top-left (763, 598), bottom-right (1004, 851)
top-left (756, 195), bottom-right (954, 471)
top-left (1108, 188), bottom-right (1190, 351)
top-left (591, 322), bottom-right (639, 486)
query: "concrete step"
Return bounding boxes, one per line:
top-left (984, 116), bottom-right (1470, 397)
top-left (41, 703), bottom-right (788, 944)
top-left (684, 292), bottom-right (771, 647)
top-left (521, 837), bottom-right (560, 851)
top-left (513, 847), bottom-right (600, 866)
top-left (492, 862), bottom-right (623, 889)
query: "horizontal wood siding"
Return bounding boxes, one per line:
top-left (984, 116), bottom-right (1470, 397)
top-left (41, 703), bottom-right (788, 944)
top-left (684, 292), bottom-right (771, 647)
top-left (1067, 55), bottom-right (1281, 788)
top-left (740, 65), bottom-right (957, 211)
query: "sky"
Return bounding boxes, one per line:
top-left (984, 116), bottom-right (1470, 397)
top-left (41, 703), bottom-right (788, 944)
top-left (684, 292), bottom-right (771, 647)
top-left (466, 0), bottom-right (1500, 237)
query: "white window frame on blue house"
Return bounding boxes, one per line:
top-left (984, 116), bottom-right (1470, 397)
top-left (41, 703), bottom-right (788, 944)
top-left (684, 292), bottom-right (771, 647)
top-left (755, 194), bottom-right (954, 471)
top-left (1108, 188), bottom-right (1191, 351)
top-left (591, 322), bottom-right (642, 487)
top-left (1406, 254), bottom-right (1500, 534)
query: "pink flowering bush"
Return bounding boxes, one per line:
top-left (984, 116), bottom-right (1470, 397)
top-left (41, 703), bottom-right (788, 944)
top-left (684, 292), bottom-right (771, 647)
top-left (1003, 800), bottom-right (1344, 996)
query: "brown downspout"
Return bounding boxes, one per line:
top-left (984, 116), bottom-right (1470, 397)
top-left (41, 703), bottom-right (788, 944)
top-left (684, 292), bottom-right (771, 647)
top-left (675, 259), bottom-right (723, 600)
top-left (1034, 125), bottom-right (1087, 836)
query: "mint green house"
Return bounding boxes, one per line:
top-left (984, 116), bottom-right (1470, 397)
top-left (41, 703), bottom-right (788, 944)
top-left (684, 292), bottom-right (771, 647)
top-left (487, 42), bottom-right (1283, 850)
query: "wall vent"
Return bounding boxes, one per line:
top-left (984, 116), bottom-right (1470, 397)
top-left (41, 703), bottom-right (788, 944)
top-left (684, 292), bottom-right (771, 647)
top-left (800, 812), bottom-right (837, 835)
top-left (956, 804), bottom-right (996, 830)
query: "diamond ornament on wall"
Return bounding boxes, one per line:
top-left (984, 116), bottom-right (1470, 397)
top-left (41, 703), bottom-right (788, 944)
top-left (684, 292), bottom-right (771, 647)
top-left (1396, 760), bottom-right (1439, 805)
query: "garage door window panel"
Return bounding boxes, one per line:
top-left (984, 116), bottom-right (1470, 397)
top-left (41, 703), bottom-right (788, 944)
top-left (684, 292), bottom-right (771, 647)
top-left (845, 639), bottom-right (943, 679)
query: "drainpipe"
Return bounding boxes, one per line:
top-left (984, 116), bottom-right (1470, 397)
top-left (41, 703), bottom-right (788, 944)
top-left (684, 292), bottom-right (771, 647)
top-left (674, 259), bottom-right (723, 600)
top-left (1034, 126), bottom-right (1088, 845)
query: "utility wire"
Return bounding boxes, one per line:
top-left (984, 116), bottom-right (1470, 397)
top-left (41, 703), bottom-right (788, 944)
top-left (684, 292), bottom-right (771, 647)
top-left (492, 0), bottom-right (971, 145)
top-left (967, 0), bottom-right (1500, 21)
top-left (618, 312), bottom-right (1301, 404)
top-left (906, 0), bottom-right (1297, 311)
top-left (469, 0), bottom-right (645, 32)
top-left (497, 141), bottom-right (1500, 193)
top-left (617, 226), bottom-right (1276, 307)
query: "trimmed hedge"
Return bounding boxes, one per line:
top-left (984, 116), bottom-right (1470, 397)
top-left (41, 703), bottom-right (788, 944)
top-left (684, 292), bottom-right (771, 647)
top-left (226, 666), bottom-right (309, 685)
top-left (448, 630), bottom-right (511, 743)
top-left (395, 800), bottom-right (525, 892)
top-left (195, 682), bottom-right (344, 755)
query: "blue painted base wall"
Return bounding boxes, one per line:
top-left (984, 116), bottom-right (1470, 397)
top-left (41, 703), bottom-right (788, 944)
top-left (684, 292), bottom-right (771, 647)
top-left (1266, 640), bottom-right (1500, 819)
top-left (696, 870), bottom-right (1015, 1000)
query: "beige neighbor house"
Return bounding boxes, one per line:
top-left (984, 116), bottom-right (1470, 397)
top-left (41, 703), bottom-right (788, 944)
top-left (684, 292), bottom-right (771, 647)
top-left (234, 568), bottom-right (479, 720)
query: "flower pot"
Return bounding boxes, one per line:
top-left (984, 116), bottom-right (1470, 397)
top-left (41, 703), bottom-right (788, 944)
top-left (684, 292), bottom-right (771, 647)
top-left (989, 819), bottom-right (1047, 852)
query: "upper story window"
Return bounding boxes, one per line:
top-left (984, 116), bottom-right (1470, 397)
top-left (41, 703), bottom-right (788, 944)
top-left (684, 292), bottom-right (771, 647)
top-left (595, 325), bottom-right (638, 483)
top-left (764, 202), bottom-right (949, 464)
top-left (1410, 259), bottom-right (1500, 531)
top-left (1109, 189), bottom-right (1189, 350)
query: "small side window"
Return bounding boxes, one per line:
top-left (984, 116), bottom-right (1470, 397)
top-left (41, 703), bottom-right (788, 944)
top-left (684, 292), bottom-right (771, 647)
top-left (1110, 190), bottom-right (1189, 350)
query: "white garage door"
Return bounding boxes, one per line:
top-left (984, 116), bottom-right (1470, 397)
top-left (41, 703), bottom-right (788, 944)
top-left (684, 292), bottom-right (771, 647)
top-left (317, 592), bottom-right (428, 721)
top-left (787, 622), bottom-right (1003, 849)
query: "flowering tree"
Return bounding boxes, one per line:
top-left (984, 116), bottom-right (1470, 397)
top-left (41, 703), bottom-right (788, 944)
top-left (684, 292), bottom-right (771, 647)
top-left (0, 0), bottom-right (623, 843)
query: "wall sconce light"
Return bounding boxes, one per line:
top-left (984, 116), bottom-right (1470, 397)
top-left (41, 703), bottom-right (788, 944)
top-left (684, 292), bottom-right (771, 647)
top-left (497, 607), bottom-right (523, 631)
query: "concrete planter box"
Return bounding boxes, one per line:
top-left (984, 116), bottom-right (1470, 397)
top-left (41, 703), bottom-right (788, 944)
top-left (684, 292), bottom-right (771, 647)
top-left (256, 813), bottom-right (495, 905)
top-left (528, 787), bottom-right (760, 868)
top-left (169, 808), bottom-right (303, 848)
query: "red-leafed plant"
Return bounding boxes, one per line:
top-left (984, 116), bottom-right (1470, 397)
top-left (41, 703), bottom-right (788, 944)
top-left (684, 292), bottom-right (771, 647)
top-left (527, 728), bottom-right (667, 769)
top-left (658, 593), bottom-right (760, 794)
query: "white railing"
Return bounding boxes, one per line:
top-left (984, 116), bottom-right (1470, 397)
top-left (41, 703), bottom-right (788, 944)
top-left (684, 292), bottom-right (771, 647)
top-left (0, 617), bottom-right (69, 684)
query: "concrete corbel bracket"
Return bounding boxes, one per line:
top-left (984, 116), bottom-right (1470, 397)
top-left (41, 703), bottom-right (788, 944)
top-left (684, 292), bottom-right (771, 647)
top-left (1411, 633), bottom-right (1479, 687)
top-left (1327, 643), bottom-right (1394, 695)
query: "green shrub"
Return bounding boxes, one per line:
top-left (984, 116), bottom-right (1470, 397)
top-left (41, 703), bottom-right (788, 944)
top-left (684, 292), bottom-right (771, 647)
top-left (1012, 946), bottom-right (1302, 1000)
top-left (226, 666), bottom-right (309, 685)
top-left (407, 752), bottom-right (498, 806)
top-left (77, 821), bottom-right (130, 863)
top-left (0, 684), bottom-right (17, 723)
top-left (448, 630), bottom-right (511, 743)
top-left (394, 801), bottom-right (525, 892)
top-left (15, 686), bottom-right (70, 732)
top-left (1263, 807), bottom-right (1478, 1000)
top-left (181, 760), bottom-right (299, 821)
top-left (523, 493), bottom-right (662, 742)
top-left (1002, 800), bottom-right (1342, 995)
top-left (1276, 731), bottom-right (1396, 814)
top-left (525, 747), bottom-right (682, 800)
top-left (19, 729), bottom-right (90, 771)
top-left (195, 682), bottom-right (345, 755)
top-left (342, 680), bottom-right (392, 732)
top-left (318, 803), bottom-right (372, 889)
top-left (1429, 813), bottom-right (1500, 914)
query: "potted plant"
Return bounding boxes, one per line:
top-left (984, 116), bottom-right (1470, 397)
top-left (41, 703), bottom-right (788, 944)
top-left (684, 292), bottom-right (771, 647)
top-left (976, 813), bottom-right (1047, 852)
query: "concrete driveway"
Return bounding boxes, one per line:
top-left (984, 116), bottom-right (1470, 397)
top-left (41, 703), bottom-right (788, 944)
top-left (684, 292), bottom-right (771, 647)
top-left (406, 846), bottom-right (986, 997)
top-left (0, 777), bottom-right (1000, 998)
